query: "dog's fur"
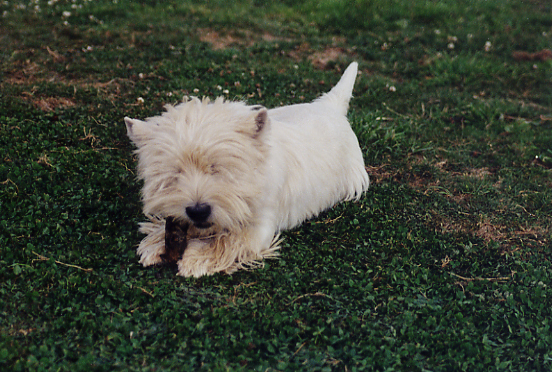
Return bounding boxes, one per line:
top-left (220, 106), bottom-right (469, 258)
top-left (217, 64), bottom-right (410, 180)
top-left (125, 62), bottom-right (369, 277)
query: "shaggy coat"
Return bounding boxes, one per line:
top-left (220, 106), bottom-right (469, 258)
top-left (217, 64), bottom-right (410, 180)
top-left (125, 62), bottom-right (369, 277)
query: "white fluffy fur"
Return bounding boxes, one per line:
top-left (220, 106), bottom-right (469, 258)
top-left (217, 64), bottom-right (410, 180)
top-left (125, 62), bottom-right (369, 277)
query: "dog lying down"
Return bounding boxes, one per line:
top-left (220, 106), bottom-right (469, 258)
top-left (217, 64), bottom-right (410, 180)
top-left (125, 62), bottom-right (369, 277)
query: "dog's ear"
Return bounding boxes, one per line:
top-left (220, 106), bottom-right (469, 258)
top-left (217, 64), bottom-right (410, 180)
top-left (125, 117), bottom-right (155, 146)
top-left (250, 108), bottom-right (269, 138)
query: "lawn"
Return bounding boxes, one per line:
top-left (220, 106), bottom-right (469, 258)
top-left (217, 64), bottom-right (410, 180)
top-left (1, 0), bottom-right (551, 371)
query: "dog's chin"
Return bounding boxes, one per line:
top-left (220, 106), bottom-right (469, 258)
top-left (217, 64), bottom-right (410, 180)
top-left (193, 222), bottom-right (213, 229)
top-left (186, 222), bottom-right (219, 240)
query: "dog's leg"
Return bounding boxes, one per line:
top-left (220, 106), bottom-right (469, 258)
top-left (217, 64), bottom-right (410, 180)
top-left (136, 219), bottom-right (166, 266)
top-left (250, 216), bottom-right (281, 259)
top-left (176, 218), bottom-right (280, 278)
top-left (176, 238), bottom-right (217, 278)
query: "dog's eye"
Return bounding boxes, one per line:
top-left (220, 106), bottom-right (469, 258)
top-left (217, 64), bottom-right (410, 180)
top-left (209, 164), bottom-right (219, 175)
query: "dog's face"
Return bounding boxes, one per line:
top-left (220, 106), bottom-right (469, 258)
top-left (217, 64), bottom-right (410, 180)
top-left (125, 97), bottom-right (270, 235)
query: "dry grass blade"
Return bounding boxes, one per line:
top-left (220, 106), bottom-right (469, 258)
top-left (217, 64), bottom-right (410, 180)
top-left (32, 251), bottom-right (93, 272)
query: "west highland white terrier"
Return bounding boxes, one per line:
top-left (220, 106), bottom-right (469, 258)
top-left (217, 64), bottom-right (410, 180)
top-left (125, 62), bottom-right (369, 277)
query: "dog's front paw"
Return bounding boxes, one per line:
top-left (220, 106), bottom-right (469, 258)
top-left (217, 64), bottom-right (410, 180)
top-left (176, 239), bottom-right (220, 278)
top-left (137, 222), bottom-right (165, 266)
top-left (137, 238), bottom-right (165, 266)
top-left (177, 257), bottom-right (213, 278)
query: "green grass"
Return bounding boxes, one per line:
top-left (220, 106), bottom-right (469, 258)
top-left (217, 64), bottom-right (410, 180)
top-left (1, 0), bottom-right (552, 371)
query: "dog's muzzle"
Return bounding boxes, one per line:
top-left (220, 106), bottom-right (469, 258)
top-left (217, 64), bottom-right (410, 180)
top-left (186, 203), bottom-right (212, 228)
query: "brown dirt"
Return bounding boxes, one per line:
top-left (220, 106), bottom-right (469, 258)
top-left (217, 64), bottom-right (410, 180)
top-left (197, 28), bottom-right (351, 69)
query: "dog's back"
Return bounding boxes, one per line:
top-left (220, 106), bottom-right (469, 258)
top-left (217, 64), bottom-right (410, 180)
top-left (266, 62), bottom-right (369, 230)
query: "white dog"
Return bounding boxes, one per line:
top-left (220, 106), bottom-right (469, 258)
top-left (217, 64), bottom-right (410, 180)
top-left (125, 62), bottom-right (369, 277)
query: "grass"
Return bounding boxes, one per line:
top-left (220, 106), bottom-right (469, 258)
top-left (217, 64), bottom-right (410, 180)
top-left (1, 0), bottom-right (551, 370)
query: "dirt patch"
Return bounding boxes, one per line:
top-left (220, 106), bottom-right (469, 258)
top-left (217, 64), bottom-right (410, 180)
top-left (432, 215), bottom-right (469, 236)
top-left (464, 167), bottom-right (492, 180)
top-left (375, 159), bottom-right (547, 249)
top-left (290, 42), bottom-right (353, 69)
top-left (5, 60), bottom-right (48, 85)
top-left (513, 225), bottom-right (550, 244)
top-left (197, 28), bottom-right (352, 69)
top-left (431, 215), bottom-right (504, 242)
top-left (365, 164), bottom-right (441, 192)
top-left (27, 96), bottom-right (76, 112)
top-left (197, 28), bottom-right (291, 50)
top-left (365, 165), bottom-right (394, 185)
top-left (430, 211), bottom-right (550, 250)
top-left (7, 61), bottom-right (134, 109)
top-left (512, 49), bottom-right (552, 62)
top-left (198, 29), bottom-right (242, 50)
top-left (308, 46), bottom-right (347, 69)
top-left (475, 222), bottom-right (506, 242)
top-left (407, 173), bottom-right (439, 191)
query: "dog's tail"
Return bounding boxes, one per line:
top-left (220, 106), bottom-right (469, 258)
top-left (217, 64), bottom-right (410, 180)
top-left (316, 61), bottom-right (358, 115)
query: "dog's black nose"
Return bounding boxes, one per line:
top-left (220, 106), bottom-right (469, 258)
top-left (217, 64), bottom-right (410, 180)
top-left (185, 203), bottom-right (211, 224)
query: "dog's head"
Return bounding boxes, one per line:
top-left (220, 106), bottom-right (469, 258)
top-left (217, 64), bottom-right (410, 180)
top-left (125, 97), bottom-right (270, 235)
